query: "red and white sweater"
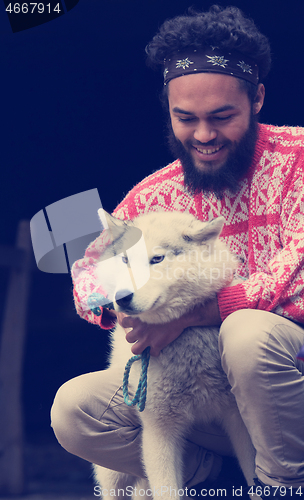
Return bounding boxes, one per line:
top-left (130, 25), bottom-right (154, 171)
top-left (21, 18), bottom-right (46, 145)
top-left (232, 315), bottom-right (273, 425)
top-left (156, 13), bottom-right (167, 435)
top-left (72, 123), bottom-right (304, 329)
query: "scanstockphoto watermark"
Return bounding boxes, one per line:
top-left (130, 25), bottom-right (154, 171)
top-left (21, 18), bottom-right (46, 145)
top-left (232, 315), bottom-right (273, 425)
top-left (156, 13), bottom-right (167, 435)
top-left (148, 245), bottom-right (239, 283)
top-left (93, 485), bottom-right (230, 497)
top-left (150, 262), bottom-right (236, 284)
top-left (152, 245), bottom-right (240, 265)
top-left (94, 485), bottom-right (304, 498)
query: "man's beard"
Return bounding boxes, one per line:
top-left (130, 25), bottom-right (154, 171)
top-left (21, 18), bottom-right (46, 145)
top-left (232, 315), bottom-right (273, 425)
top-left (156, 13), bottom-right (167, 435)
top-left (167, 113), bottom-right (258, 198)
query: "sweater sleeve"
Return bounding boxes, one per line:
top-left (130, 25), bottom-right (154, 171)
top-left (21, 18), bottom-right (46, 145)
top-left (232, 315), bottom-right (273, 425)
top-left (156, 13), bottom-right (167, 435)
top-left (218, 164), bottom-right (304, 324)
top-left (71, 199), bottom-right (136, 329)
top-left (71, 226), bottom-right (117, 329)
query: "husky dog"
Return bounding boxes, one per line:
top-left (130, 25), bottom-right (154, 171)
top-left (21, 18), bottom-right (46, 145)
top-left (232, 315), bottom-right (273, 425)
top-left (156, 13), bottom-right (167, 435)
top-left (93, 210), bottom-right (255, 499)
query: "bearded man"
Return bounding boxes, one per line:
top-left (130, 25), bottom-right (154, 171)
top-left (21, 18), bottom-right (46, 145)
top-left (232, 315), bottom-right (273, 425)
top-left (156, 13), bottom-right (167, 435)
top-left (51, 5), bottom-right (304, 496)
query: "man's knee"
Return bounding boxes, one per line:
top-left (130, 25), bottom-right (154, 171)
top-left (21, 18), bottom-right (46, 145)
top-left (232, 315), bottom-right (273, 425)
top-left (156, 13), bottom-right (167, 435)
top-left (51, 375), bottom-right (91, 454)
top-left (219, 309), bottom-right (265, 354)
top-left (218, 310), bottom-right (271, 381)
top-left (219, 309), bottom-right (304, 381)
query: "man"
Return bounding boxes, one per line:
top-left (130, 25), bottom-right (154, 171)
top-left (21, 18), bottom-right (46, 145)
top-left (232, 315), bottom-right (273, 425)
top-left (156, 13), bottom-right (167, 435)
top-left (51, 5), bottom-right (304, 496)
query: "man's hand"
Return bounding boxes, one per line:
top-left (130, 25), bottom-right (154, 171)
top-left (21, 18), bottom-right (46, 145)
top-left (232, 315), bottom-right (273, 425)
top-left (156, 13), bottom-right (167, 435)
top-left (115, 298), bottom-right (221, 356)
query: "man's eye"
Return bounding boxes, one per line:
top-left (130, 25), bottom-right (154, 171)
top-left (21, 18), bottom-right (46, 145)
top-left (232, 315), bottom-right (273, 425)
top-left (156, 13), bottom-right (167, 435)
top-left (213, 115), bottom-right (232, 121)
top-left (122, 256), bottom-right (128, 264)
top-left (178, 116), bottom-right (195, 122)
top-left (150, 255), bottom-right (165, 264)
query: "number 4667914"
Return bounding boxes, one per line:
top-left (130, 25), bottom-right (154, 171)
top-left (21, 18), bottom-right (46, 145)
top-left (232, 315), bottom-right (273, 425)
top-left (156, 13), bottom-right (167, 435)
top-left (6, 3), bottom-right (61, 14)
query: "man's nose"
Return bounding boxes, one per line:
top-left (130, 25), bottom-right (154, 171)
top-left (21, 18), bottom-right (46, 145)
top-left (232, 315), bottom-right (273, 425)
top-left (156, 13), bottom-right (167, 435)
top-left (193, 121), bottom-right (217, 144)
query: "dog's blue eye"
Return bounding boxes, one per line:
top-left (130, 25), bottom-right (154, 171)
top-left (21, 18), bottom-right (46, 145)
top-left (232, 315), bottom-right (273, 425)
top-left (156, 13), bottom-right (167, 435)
top-left (122, 256), bottom-right (128, 264)
top-left (150, 255), bottom-right (164, 264)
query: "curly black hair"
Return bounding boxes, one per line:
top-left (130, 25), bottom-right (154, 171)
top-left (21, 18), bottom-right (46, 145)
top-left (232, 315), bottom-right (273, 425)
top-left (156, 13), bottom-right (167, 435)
top-left (146, 5), bottom-right (271, 90)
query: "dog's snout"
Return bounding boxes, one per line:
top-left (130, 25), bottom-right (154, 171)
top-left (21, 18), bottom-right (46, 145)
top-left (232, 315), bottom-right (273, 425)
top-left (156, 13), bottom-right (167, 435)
top-left (115, 290), bottom-right (134, 308)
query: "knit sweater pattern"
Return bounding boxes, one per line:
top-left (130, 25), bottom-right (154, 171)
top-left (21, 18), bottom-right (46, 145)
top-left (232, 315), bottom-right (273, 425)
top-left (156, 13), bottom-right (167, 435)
top-left (72, 124), bottom-right (304, 328)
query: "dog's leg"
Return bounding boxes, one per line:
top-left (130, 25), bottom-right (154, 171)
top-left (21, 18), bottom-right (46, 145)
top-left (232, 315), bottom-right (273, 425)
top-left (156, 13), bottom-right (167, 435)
top-left (223, 408), bottom-right (256, 486)
top-left (133, 478), bottom-right (152, 500)
top-left (93, 464), bottom-right (138, 498)
top-left (140, 412), bottom-right (185, 500)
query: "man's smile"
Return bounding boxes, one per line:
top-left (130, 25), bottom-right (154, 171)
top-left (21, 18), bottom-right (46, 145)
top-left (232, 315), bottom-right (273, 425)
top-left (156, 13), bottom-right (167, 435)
top-left (190, 142), bottom-right (228, 167)
top-left (193, 144), bottom-right (224, 155)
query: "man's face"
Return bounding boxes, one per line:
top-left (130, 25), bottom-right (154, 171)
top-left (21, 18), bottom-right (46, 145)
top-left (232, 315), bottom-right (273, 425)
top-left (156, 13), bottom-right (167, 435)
top-left (167, 73), bottom-right (264, 195)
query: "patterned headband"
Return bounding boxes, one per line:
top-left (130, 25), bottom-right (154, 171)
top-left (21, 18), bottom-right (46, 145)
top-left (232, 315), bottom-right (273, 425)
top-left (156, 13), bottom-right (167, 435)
top-left (163, 47), bottom-right (259, 86)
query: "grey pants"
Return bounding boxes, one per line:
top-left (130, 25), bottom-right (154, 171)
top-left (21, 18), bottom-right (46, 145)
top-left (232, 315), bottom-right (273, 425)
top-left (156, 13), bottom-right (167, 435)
top-left (51, 310), bottom-right (304, 487)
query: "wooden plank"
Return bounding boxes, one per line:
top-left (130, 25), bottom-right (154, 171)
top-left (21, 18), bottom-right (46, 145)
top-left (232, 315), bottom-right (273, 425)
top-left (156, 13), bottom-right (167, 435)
top-left (0, 245), bottom-right (25, 269)
top-left (0, 221), bottom-right (32, 495)
top-left (0, 244), bottom-right (37, 270)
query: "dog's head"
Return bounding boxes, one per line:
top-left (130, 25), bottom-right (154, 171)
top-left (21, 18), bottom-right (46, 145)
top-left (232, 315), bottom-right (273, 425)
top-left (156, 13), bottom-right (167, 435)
top-left (95, 210), bottom-right (238, 323)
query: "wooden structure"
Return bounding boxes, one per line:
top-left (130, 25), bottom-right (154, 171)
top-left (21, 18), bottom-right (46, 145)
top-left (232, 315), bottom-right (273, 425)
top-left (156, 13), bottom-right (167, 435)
top-left (0, 220), bottom-right (33, 495)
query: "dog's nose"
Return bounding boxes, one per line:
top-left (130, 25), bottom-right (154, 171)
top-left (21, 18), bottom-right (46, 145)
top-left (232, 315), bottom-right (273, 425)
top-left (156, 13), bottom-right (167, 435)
top-left (115, 290), bottom-right (134, 308)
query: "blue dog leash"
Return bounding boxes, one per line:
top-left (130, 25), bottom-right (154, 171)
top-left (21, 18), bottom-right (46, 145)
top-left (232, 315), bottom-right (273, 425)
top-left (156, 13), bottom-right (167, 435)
top-left (122, 346), bottom-right (150, 412)
top-left (88, 293), bottom-right (150, 411)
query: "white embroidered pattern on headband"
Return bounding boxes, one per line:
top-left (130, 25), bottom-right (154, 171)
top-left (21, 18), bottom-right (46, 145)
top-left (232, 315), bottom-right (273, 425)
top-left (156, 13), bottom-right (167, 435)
top-left (237, 60), bottom-right (253, 74)
top-left (175, 58), bottom-right (194, 69)
top-left (206, 55), bottom-right (229, 68)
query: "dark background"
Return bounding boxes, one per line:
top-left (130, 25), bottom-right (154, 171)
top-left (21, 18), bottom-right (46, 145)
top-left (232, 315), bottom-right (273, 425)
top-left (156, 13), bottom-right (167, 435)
top-left (1, 0), bottom-right (304, 482)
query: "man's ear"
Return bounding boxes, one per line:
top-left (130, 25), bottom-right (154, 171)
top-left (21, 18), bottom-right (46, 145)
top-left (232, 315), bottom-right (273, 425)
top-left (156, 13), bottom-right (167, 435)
top-left (253, 83), bottom-right (265, 115)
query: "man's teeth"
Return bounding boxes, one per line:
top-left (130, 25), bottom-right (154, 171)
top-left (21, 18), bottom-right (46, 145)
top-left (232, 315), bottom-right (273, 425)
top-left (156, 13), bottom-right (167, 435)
top-left (195, 145), bottom-right (222, 155)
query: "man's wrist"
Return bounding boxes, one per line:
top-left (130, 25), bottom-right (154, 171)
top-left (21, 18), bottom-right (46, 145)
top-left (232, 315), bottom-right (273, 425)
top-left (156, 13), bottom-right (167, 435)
top-left (180, 298), bottom-right (221, 328)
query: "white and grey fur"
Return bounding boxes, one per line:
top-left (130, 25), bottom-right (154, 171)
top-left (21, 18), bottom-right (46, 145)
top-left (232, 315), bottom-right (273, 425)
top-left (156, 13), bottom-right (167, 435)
top-left (93, 210), bottom-right (255, 499)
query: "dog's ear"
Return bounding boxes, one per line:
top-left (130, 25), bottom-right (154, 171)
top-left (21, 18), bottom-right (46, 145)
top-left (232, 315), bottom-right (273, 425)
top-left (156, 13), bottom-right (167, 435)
top-left (98, 209), bottom-right (130, 244)
top-left (97, 209), bottom-right (141, 253)
top-left (98, 209), bottom-right (127, 229)
top-left (185, 216), bottom-right (225, 243)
